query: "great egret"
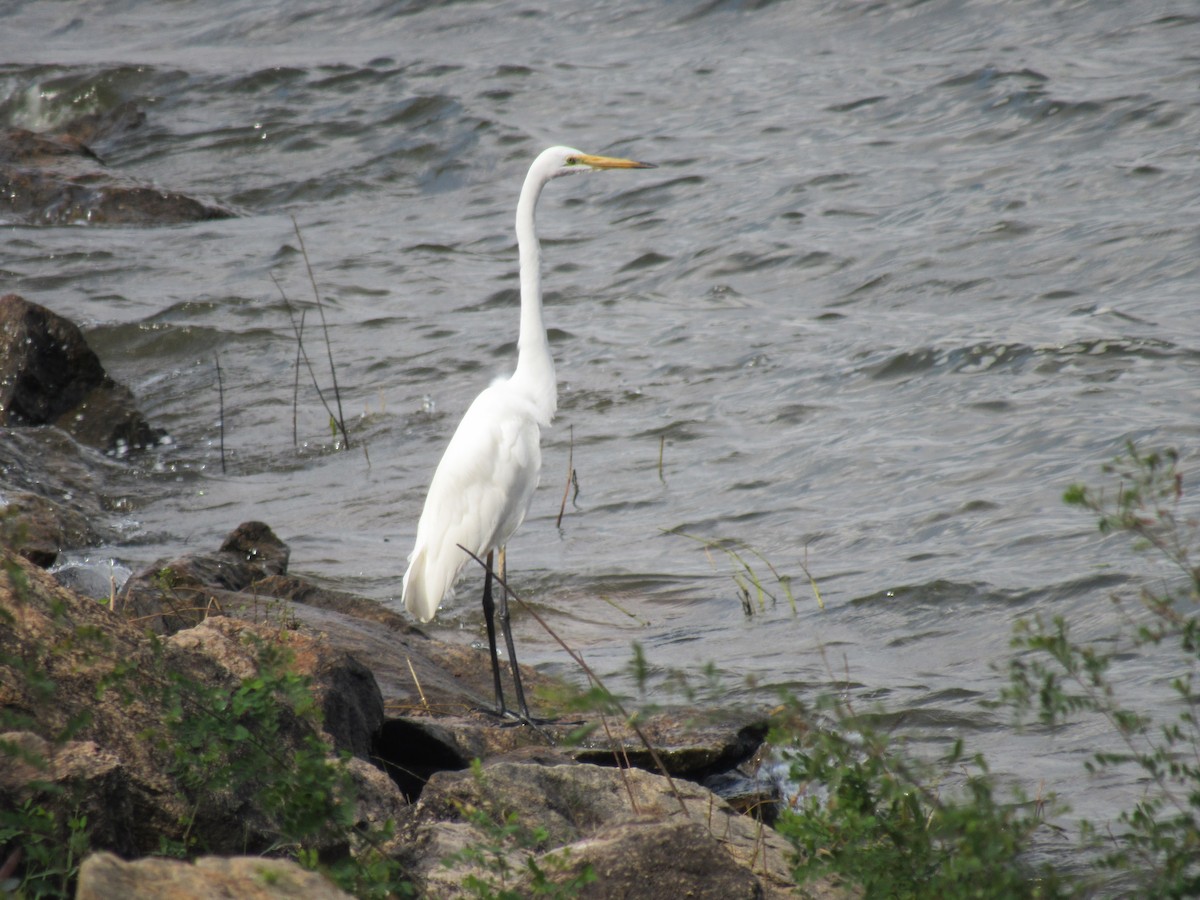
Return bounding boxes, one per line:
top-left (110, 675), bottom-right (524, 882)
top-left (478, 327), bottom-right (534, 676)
top-left (402, 145), bottom-right (655, 721)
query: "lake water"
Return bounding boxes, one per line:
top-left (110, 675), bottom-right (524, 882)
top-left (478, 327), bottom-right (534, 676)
top-left (3, 0), bottom-right (1199, 879)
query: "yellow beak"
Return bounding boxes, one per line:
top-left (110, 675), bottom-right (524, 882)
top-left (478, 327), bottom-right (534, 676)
top-left (577, 153), bottom-right (657, 170)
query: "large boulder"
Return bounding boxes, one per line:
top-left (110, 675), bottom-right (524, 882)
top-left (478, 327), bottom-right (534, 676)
top-left (0, 293), bottom-right (165, 453)
top-left (408, 759), bottom-right (805, 899)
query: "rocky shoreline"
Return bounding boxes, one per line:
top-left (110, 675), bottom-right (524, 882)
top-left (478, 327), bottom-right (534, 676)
top-left (0, 291), bottom-right (837, 897)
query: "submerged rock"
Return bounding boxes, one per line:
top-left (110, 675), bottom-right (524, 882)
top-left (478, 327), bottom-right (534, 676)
top-left (0, 112), bottom-right (233, 226)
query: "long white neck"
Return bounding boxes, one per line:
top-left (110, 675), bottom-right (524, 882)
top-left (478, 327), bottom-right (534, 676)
top-left (510, 162), bottom-right (558, 423)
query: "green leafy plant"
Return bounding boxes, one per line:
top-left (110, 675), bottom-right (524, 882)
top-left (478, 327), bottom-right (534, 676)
top-left (163, 638), bottom-right (350, 846)
top-left (1005, 443), bottom-right (1199, 896)
top-left (0, 551), bottom-right (100, 898)
top-left (773, 690), bottom-right (1065, 899)
top-left (0, 802), bottom-right (90, 899)
top-left (160, 635), bottom-right (409, 896)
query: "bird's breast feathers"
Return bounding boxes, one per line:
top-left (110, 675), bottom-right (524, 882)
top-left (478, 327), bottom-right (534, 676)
top-left (415, 382), bottom-right (545, 559)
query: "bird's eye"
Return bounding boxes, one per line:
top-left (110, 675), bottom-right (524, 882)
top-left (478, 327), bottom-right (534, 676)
top-left (565, 157), bottom-right (579, 166)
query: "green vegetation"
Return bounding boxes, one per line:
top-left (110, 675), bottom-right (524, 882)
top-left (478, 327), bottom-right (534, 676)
top-left (0, 553), bottom-right (408, 898)
top-left (0, 801), bottom-right (89, 899)
top-left (774, 696), bottom-right (1065, 898)
top-left (157, 636), bottom-right (408, 897)
top-left (1005, 444), bottom-right (1199, 896)
top-left (0, 538), bottom-right (96, 899)
top-left (772, 441), bottom-right (1198, 898)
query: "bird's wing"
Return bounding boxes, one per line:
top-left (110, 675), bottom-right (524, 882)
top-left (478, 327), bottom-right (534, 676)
top-left (402, 382), bottom-right (544, 622)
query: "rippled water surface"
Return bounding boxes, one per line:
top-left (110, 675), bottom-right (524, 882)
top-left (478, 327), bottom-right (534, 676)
top-left (3, 0), bottom-right (1199, 869)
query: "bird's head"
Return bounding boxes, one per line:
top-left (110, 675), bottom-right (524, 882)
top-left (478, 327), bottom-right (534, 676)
top-left (538, 145), bottom-right (656, 180)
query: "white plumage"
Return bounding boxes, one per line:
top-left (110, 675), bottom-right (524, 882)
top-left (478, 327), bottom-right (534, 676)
top-left (402, 382), bottom-right (544, 623)
top-left (400, 145), bottom-right (655, 719)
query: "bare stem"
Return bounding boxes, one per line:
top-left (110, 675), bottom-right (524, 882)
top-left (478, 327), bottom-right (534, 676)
top-left (291, 216), bottom-right (350, 449)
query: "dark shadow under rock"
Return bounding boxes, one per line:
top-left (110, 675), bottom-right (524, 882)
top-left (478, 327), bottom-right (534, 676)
top-left (374, 718), bottom-right (470, 803)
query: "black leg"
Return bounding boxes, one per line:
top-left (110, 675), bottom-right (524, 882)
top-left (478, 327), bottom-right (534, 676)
top-left (496, 548), bottom-right (531, 720)
top-left (481, 549), bottom-right (507, 715)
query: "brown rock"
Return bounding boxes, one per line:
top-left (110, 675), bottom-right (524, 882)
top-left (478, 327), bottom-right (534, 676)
top-left (0, 490), bottom-right (104, 568)
top-left (221, 521), bottom-right (291, 573)
top-left (0, 552), bottom-right (186, 854)
top-left (412, 760), bottom-right (804, 899)
top-left (76, 852), bottom-right (352, 900)
top-left (573, 819), bottom-right (765, 899)
top-left (0, 122), bottom-right (233, 227)
top-left (164, 614), bottom-right (385, 762)
top-left (0, 547), bottom-right (405, 863)
top-left (0, 732), bottom-right (138, 858)
top-left (117, 521), bottom-right (292, 634)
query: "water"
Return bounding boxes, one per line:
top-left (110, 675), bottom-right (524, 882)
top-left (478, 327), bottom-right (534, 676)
top-left (3, 0), bottom-right (1199, 875)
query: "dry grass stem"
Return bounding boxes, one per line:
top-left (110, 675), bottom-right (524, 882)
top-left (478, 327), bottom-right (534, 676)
top-left (406, 655), bottom-right (430, 713)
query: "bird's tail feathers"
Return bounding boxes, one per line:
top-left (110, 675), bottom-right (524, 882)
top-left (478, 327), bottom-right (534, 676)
top-left (402, 547), bottom-right (437, 623)
top-left (402, 544), bottom-right (459, 623)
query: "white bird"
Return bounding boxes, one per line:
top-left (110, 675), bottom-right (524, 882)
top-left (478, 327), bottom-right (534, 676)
top-left (402, 145), bottom-right (655, 720)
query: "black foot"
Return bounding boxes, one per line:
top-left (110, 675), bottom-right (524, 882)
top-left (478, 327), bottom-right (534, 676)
top-left (473, 704), bottom-right (529, 725)
top-left (474, 705), bottom-right (582, 732)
